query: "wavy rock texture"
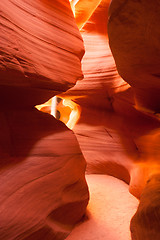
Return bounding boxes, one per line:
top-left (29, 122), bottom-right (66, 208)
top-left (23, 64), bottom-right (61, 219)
top-left (59, 1), bottom-right (160, 239)
top-left (1, 0), bottom-right (160, 239)
top-left (61, 0), bottom-right (130, 109)
top-left (108, 0), bottom-right (160, 114)
top-left (72, 106), bottom-right (160, 197)
top-left (0, 1), bottom-right (89, 239)
top-left (61, 0), bottom-right (160, 198)
top-left (0, 0), bottom-right (84, 106)
top-left (0, 108), bottom-right (89, 240)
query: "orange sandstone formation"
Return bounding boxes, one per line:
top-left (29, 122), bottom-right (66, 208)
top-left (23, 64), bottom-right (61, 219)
top-left (0, 0), bottom-right (84, 106)
top-left (108, 1), bottom-right (160, 239)
top-left (62, 1), bottom-right (160, 239)
top-left (61, 0), bottom-right (130, 109)
top-left (0, 1), bottom-right (89, 239)
top-left (108, 0), bottom-right (160, 114)
top-left (1, 0), bottom-right (160, 239)
top-left (0, 109), bottom-right (89, 240)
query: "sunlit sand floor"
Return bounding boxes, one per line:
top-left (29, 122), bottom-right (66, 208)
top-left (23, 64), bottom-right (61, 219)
top-left (66, 175), bottom-right (139, 240)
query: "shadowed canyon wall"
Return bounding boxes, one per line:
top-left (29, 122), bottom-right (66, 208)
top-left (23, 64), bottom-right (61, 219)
top-left (0, 1), bottom-right (89, 239)
top-left (108, 1), bottom-right (160, 239)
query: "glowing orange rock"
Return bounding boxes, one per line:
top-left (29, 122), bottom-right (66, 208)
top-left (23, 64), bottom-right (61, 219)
top-left (106, 1), bottom-right (160, 239)
top-left (60, 2), bottom-right (160, 239)
top-left (108, 0), bottom-right (160, 114)
top-left (72, 0), bottom-right (103, 29)
top-left (61, 0), bottom-right (130, 109)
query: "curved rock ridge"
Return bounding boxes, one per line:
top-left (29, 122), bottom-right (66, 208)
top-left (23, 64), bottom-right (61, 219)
top-left (71, 106), bottom-right (160, 191)
top-left (108, 0), bottom-right (160, 114)
top-left (56, 0), bottom-right (160, 195)
top-left (107, 0), bottom-right (160, 201)
top-left (59, 1), bottom-right (160, 201)
top-left (61, 0), bottom-right (130, 109)
top-left (0, 108), bottom-right (89, 240)
top-left (0, 0), bottom-right (84, 106)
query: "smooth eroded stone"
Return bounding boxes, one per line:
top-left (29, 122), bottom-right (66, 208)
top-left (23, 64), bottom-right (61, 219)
top-left (0, 108), bottom-right (89, 240)
top-left (70, 106), bottom-right (160, 198)
top-left (130, 174), bottom-right (160, 240)
top-left (61, 0), bottom-right (130, 110)
top-left (0, 0), bottom-right (84, 106)
top-left (108, 0), bottom-right (160, 113)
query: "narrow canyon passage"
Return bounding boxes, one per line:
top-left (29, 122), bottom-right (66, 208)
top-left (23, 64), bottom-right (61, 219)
top-left (0, 0), bottom-right (160, 240)
top-left (66, 175), bottom-right (139, 240)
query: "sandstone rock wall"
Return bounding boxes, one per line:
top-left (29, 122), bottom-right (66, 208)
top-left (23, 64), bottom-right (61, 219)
top-left (0, 1), bottom-right (89, 239)
top-left (0, 0), bottom-right (84, 106)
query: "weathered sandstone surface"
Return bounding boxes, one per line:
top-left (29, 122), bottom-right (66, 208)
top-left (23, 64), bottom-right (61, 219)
top-left (108, 0), bottom-right (160, 114)
top-left (1, 0), bottom-right (160, 239)
top-left (0, 108), bottom-right (89, 240)
top-left (61, 0), bottom-right (130, 110)
top-left (0, 1), bottom-right (89, 239)
top-left (108, 1), bottom-right (160, 239)
top-left (0, 0), bottom-right (84, 106)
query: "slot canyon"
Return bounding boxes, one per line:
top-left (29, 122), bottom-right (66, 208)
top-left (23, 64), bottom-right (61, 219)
top-left (0, 0), bottom-right (160, 239)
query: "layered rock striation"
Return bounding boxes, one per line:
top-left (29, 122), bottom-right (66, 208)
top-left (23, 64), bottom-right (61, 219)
top-left (0, 109), bottom-right (89, 240)
top-left (0, 1), bottom-right (89, 239)
top-left (0, 0), bottom-right (84, 106)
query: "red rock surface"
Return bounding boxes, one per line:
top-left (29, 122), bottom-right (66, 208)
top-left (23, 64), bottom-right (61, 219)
top-left (1, 0), bottom-right (160, 239)
top-left (60, 1), bottom-right (160, 239)
top-left (71, 106), bottom-right (160, 197)
top-left (107, 1), bottom-right (160, 239)
top-left (0, 0), bottom-right (84, 106)
top-left (0, 1), bottom-right (89, 239)
top-left (61, 0), bottom-right (160, 198)
top-left (108, 0), bottom-right (160, 114)
top-left (131, 174), bottom-right (160, 240)
top-left (0, 108), bottom-right (89, 240)
top-left (65, 0), bottom-right (160, 197)
top-left (61, 0), bottom-right (130, 109)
